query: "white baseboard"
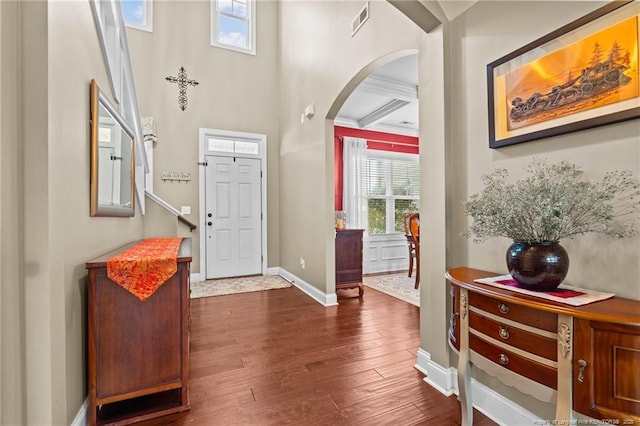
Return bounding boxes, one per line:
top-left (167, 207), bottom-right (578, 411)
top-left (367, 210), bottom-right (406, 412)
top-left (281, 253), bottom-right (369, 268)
top-left (278, 268), bottom-right (338, 306)
top-left (191, 268), bottom-right (296, 284)
top-left (71, 398), bottom-right (88, 426)
top-left (415, 348), bottom-right (543, 426)
top-left (415, 348), bottom-right (457, 396)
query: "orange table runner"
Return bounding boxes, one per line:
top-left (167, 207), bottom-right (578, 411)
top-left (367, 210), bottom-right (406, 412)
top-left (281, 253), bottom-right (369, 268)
top-left (107, 237), bottom-right (183, 301)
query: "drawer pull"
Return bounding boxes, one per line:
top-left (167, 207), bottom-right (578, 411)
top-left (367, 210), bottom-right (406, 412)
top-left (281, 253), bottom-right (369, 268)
top-left (498, 325), bottom-right (510, 340)
top-left (498, 303), bottom-right (509, 314)
top-left (498, 353), bottom-right (509, 366)
top-left (577, 359), bottom-right (587, 383)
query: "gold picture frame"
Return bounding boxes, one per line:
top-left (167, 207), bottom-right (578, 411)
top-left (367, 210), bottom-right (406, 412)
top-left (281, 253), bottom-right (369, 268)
top-left (90, 79), bottom-right (135, 217)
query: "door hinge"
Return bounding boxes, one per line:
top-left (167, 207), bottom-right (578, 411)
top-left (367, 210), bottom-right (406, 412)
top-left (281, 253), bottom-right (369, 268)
top-left (198, 161), bottom-right (208, 166)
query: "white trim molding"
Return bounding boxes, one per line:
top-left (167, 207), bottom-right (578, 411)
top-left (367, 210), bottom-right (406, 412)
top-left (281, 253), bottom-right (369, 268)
top-left (278, 268), bottom-right (338, 307)
top-left (415, 348), bottom-right (457, 396)
top-left (192, 267), bottom-right (339, 307)
top-left (189, 267), bottom-right (331, 303)
top-left (266, 266), bottom-right (280, 275)
top-left (360, 74), bottom-right (417, 103)
top-left (71, 398), bottom-right (88, 426)
top-left (415, 348), bottom-right (544, 426)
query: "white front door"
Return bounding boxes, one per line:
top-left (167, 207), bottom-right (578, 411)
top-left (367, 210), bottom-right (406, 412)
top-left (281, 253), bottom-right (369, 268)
top-left (205, 155), bottom-right (262, 279)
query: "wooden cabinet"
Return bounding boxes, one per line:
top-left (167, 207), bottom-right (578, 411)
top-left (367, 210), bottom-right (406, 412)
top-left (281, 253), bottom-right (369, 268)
top-left (335, 229), bottom-right (364, 296)
top-left (446, 267), bottom-right (640, 426)
top-left (85, 239), bottom-right (192, 425)
top-left (573, 319), bottom-right (640, 422)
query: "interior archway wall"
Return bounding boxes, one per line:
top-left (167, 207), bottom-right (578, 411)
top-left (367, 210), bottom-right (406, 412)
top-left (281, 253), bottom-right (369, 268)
top-left (325, 10), bottom-right (451, 367)
top-left (326, 49), bottom-right (419, 121)
top-left (278, 0), bottom-right (432, 301)
top-left (324, 47), bottom-right (420, 297)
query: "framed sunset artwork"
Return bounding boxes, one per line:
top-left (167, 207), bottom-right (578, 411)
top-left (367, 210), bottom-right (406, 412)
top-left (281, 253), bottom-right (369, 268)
top-left (488, 0), bottom-right (639, 148)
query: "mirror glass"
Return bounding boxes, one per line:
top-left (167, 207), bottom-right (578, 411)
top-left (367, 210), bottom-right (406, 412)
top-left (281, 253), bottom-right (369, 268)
top-left (90, 79), bottom-right (135, 217)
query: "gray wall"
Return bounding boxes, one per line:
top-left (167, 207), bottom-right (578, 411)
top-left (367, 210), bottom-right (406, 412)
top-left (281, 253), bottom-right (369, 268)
top-left (279, 0), bottom-right (639, 419)
top-left (1, 1), bottom-right (23, 423)
top-left (1, 1), bottom-right (146, 424)
top-left (126, 0), bottom-right (281, 274)
top-left (1, 1), bottom-right (638, 424)
top-left (278, 0), bottom-right (425, 293)
top-left (50, 3), bottom-right (148, 419)
top-left (430, 0), bottom-right (639, 418)
top-left (448, 1), bottom-right (639, 297)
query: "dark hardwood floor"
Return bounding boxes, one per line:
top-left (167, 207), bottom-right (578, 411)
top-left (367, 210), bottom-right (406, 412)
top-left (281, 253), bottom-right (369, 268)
top-left (143, 285), bottom-right (496, 425)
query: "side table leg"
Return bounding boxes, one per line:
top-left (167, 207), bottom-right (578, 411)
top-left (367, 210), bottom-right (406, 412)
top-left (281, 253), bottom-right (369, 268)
top-left (88, 399), bottom-right (97, 426)
top-left (556, 315), bottom-right (573, 423)
top-left (458, 289), bottom-right (473, 426)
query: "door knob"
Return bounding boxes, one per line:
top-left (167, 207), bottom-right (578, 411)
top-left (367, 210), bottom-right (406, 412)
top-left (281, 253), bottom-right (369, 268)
top-left (208, 213), bottom-right (212, 217)
top-left (207, 221), bottom-right (212, 226)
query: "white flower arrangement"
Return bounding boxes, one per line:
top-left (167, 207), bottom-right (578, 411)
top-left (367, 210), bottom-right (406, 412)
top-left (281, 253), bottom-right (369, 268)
top-left (463, 159), bottom-right (640, 244)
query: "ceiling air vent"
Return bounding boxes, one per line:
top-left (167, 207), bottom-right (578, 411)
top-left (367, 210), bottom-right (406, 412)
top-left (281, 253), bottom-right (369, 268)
top-left (351, 2), bottom-right (369, 37)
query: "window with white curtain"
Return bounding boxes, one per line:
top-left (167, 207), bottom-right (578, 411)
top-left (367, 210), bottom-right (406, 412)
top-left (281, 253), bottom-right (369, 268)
top-left (365, 152), bottom-right (419, 235)
top-left (211, 0), bottom-right (256, 55)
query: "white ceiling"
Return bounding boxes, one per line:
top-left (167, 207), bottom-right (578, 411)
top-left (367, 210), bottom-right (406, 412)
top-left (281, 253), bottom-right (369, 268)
top-left (335, 54), bottom-right (418, 136)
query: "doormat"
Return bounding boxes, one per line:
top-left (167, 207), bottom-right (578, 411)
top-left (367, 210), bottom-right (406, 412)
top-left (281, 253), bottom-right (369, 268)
top-left (190, 275), bottom-right (292, 299)
top-left (363, 272), bottom-right (420, 307)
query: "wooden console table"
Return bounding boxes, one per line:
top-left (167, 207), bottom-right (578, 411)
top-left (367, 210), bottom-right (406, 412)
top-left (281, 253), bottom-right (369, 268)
top-left (446, 267), bottom-right (640, 425)
top-left (86, 239), bottom-right (192, 425)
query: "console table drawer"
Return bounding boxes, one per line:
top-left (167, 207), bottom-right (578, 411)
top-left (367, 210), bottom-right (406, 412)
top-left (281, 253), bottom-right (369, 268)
top-left (447, 267), bottom-right (640, 426)
top-left (470, 334), bottom-right (557, 390)
top-left (469, 292), bottom-right (557, 333)
top-left (469, 312), bottom-right (557, 361)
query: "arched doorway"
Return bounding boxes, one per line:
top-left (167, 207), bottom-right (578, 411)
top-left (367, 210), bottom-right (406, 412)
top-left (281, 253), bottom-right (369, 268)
top-left (324, 14), bottom-right (452, 392)
top-left (330, 52), bottom-right (420, 294)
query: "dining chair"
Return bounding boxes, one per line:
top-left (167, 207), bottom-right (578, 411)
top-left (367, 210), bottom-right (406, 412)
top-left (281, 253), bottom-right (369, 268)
top-left (403, 213), bottom-right (417, 278)
top-left (409, 213), bottom-right (420, 289)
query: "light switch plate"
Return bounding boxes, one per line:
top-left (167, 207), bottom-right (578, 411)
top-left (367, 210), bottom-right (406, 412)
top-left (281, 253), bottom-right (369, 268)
top-left (181, 206), bottom-right (191, 215)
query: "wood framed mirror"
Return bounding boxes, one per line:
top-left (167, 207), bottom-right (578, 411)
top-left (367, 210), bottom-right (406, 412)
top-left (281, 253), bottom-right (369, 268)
top-left (90, 79), bottom-right (135, 217)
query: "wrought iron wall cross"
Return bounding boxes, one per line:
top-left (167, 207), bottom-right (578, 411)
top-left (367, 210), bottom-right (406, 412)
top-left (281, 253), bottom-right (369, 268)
top-left (165, 67), bottom-right (199, 111)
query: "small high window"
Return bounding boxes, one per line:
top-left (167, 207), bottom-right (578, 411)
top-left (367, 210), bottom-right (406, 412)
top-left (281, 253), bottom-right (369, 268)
top-left (122, 0), bottom-right (153, 32)
top-left (211, 0), bottom-right (256, 55)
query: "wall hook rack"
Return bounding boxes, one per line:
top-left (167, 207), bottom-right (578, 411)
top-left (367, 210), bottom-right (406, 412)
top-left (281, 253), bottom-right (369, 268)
top-left (161, 171), bottom-right (191, 183)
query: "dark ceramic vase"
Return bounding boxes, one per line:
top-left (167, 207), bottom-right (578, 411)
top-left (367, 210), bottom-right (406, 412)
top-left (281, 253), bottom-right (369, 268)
top-left (506, 241), bottom-right (569, 291)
